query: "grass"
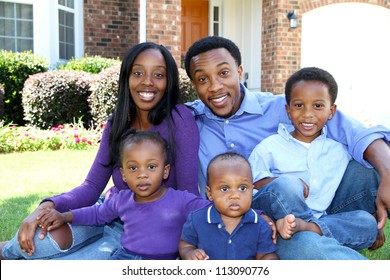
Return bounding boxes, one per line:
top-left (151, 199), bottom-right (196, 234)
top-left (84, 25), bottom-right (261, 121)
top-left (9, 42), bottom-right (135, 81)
top-left (0, 148), bottom-right (104, 241)
top-left (0, 149), bottom-right (389, 259)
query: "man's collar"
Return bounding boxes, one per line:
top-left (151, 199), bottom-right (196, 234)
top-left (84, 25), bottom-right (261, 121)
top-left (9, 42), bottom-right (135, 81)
top-left (235, 84), bottom-right (264, 116)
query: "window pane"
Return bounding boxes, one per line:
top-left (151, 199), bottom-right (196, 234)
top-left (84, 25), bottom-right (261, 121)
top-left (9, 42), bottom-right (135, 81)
top-left (16, 4), bottom-right (32, 19)
top-left (59, 10), bottom-right (64, 24)
top-left (0, 37), bottom-right (15, 50)
top-left (1, 19), bottom-right (15, 36)
top-left (65, 12), bottom-right (74, 27)
top-left (59, 25), bottom-right (65, 41)
top-left (213, 7), bottom-right (219, 21)
top-left (67, 0), bottom-right (74, 9)
top-left (17, 38), bottom-right (33, 52)
top-left (17, 20), bottom-right (33, 37)
top-left (59, 42), bottom-right (65, 58)
top-left (67, 43), bottom-right (74, 58)
top-left (0, 19), bottom-right (4, 35)
top-left (58, 0), bottom-right (74, 9)
top-left (66, 27), bottom-right (74, 44)
top-left (0, 2), bottom-right (14, 17)
top-left (214, 23), bottom-right (219, 36)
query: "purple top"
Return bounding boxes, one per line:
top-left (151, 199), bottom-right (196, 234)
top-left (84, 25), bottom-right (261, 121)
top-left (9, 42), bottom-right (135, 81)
top-left (44, 104), bottom-right (200, 212)
top-left (71, 188), bottom-right (211, 259)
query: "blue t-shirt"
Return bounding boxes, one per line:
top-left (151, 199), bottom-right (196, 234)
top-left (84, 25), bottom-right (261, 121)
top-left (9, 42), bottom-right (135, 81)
top-left (181, 205), bottom-right (277, 260)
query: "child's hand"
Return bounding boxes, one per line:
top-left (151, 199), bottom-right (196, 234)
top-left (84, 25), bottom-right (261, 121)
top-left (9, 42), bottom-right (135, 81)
top-left (299, 179), bottom-right (310, 199)
top-left (36, 207), bottom-right (66, 232)
top-left (189, 249), bottom-right (209, 260)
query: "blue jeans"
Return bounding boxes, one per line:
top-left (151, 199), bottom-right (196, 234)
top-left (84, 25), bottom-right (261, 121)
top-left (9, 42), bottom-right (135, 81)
top-left (251, 160), bottom-right (380, 260)
top-left (2, 221), bottom-right (122, 260)
top-left (109, 248), bottom-right (145, 260)
top-left (2, 160), bottom-right (380, 260)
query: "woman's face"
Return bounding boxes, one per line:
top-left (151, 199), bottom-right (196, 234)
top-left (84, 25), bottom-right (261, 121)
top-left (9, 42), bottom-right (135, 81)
top-left (129, 48), bottom-right (167, 113)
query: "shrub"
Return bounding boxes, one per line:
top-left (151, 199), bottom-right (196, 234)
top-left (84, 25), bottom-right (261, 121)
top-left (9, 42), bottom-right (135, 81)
top-left (0, 84), bottom-right (4, 119)
top-left (88, 65), bottom-right (120, 127)
top-left (0, 120), bottom-right (102, 153)
top-left (178, 68), bottom-right (197, 103)
top-left (58, 54), bottom-right (121, 74)
top-left (22, 70), bottom-right (93, 129)
top-left (87, 67), bottom-right (198, 127)
top-left (0, 50), bottom-right (49, 125)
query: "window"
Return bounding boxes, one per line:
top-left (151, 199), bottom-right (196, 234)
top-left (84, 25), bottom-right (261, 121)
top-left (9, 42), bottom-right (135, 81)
top-left (210, 0), bottom-right (221, 36)
top-left (0, 1), bottom-right (33, 52)
top-left (58, 0), bottom-right (75, 59)
top-left (213, 6), bottom-right (220, 36)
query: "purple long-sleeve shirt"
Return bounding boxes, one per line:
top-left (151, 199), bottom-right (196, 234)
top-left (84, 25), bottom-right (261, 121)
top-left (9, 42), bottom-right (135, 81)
top-left (71, 188), bottom-right (211, 259)
top-left (44, 104), bottom-right (200, 212)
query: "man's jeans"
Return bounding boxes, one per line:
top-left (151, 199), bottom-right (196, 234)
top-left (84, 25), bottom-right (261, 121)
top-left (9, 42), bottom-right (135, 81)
top-left (251, 160), bottom-right (381, 260)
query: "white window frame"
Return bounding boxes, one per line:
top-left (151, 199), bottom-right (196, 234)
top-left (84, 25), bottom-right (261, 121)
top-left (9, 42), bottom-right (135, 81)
top-left (0, 0), bottom-right (34, 52)
top-left (1, 0), bottom-right (83, 68)
top-left (209, 0), bottom-right (222, 36)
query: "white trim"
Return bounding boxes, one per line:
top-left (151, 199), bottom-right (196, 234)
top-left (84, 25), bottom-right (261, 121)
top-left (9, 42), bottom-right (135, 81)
top-left (139, 0), bottom-right (146, 43)
top-left (207, 206), bottom-right (212, 223)
top-left (209, 0), bottom-right (222, 36)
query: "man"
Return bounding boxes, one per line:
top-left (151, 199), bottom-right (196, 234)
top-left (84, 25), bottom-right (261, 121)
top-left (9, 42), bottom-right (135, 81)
top-left (185, 36), bottom-right (390, 259)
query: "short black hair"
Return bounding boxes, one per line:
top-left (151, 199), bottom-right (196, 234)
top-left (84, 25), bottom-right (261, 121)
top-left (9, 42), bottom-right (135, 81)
top-left (285, 67), bottom-right (338, 105)
top-left (184, 36), bottom-right (242, 80)
top-left (119, 129), bottom-right (168, 167)
top-left (206, 152), bottom-right (251, 184)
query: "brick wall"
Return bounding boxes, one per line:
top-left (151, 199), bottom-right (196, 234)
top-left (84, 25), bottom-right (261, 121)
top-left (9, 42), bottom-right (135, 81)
top-left (83, 0), bottom-right (182, 65)
top-left (261, 0), bottom-right (302, 94)
top-left (145, 0), bottom-right (182, 65)
top-left (84, 0), bottom-right (140, 59)
top-left (261, 0), bottom-right (390, 94)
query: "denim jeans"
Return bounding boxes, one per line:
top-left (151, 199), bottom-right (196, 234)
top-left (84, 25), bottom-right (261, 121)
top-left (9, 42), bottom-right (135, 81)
top-left (109, 248), bottom-right (145, 260)
top-left (2, 221), bottom-right (123, 260)
top-left (2, 160), bottom-right (381, 260)
top-left (251, 160), bottom-right (381, 260)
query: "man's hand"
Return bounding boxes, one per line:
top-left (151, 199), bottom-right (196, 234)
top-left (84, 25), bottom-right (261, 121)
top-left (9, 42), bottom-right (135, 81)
top-left (260, 213), bottom-right (277, 244)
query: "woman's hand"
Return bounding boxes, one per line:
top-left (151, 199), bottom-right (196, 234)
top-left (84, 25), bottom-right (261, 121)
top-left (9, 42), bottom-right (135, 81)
top-left (17, 201), bottom-right (54, 256)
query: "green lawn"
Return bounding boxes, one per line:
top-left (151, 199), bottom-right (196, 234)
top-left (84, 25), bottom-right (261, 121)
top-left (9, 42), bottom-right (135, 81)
top-left (0, 149), bottom-right (388, 259)
top-left (0, 148), bottom-right (103, 241)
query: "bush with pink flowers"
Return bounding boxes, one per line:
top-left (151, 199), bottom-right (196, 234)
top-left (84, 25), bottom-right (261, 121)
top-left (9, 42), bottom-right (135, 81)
top-left (0, 119), bottom-right (103, 153)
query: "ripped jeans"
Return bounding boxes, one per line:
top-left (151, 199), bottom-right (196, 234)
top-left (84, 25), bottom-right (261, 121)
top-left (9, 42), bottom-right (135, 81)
top-left (2, 221), bottom-right (122, 260)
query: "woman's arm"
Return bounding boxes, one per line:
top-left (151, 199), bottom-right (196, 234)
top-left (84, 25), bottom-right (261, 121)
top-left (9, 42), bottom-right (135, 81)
top-left (42, 121), bottom-right (115, 212)
top-left (171, 104), bottom-right (201, 195)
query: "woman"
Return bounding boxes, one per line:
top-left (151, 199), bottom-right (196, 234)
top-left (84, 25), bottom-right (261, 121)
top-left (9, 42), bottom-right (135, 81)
top-left (1, 42), bottom-right (200, 259)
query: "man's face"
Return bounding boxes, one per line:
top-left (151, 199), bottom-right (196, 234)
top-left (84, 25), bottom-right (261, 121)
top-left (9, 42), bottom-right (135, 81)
top-left (189, 48), bottom-right (243, 118)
